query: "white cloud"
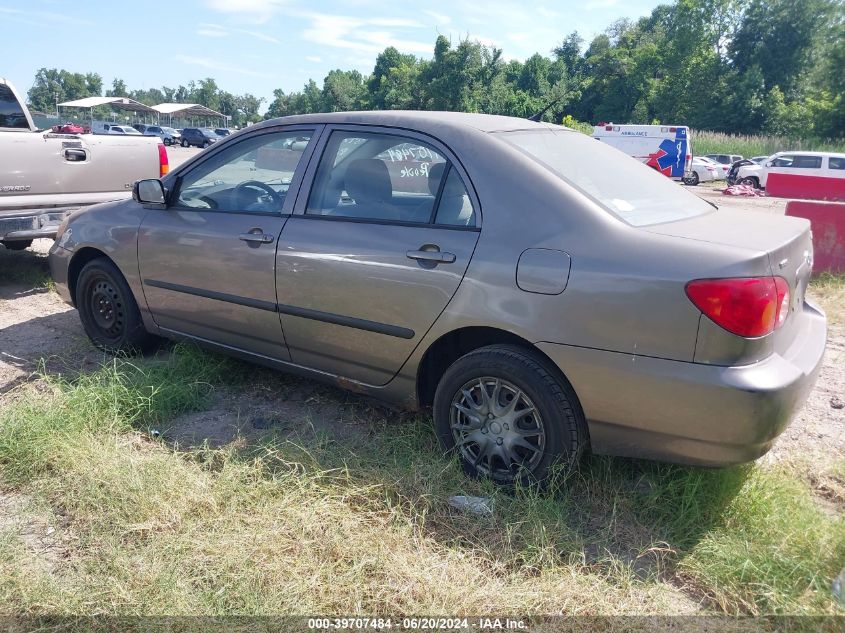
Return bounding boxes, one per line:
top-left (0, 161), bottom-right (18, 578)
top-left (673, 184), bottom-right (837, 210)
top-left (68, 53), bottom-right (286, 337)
top-left (174, 55), bottom-right (273, 78)
top-left (196, 22), bottom-right (279, 44)
top-left (585, 0), bottom-right (619, 8)
top-left (204, 0), bottom-right (288, 23)
top-left (298, 12), bottom-right (430, 55)
top-left (197, 28), bottom-right (228, 37)
top-left (423, 10), bottom-right (451, 25)
top-left (306, 56), bottom-right (322, 62)
top-left (0, 5), bottom-right (92, 26)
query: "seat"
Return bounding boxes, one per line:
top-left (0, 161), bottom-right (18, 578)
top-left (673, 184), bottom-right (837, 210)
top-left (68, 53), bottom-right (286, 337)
top-left (341, 159), bottom-right (397, 219)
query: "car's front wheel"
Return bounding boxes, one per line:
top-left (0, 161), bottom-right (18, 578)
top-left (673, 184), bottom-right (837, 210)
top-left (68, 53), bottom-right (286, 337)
top-left (740, 176), bottom-right (760, 188)
top-left (76, 258), bottom-right (158, 354)
top-left (433, 345), bottom-right (587, 486)
top-left (164, 138), bottom-right (172, 146)
top-left (181, 139), bottom-right (189, 148)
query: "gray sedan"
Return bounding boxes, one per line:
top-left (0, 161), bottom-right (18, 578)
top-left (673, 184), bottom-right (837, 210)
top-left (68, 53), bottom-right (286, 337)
top-left (49, 112), bottom-right (826, 485)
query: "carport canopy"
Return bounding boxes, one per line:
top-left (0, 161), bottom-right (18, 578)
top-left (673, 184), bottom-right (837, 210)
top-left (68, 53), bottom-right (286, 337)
top-left (151, 103), bottom-right (225, 118)
top-left (57, 96), bottom-right (158, 114)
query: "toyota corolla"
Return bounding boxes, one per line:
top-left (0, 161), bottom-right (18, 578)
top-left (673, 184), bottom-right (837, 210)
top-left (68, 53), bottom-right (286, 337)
top-left (49, 112), bottom-right (826, 485)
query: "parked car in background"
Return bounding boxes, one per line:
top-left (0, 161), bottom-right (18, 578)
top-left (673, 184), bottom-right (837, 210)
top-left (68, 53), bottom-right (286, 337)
top-left (750, 155), bottom-right (770, 165)
top-left (50, 111), bottom-right (825, 485)
top-left (141, 125), bottom-right (181, 146)
top-left (0, 76), bottom-right (167, 250)
top-left (592, 123), bottom-right (692, 180)
top-left (682, 157), bottom-right (720, 185)
top-left (181, 127), bottom-right (220, 148)
top-left (735, 151), bottom-right (845, 200)
top-left (108, 125), bottom-right (143, 136)
top-left (704, 153), bottom-right (744, 179)
top-left (214, 128), bottom-right (232, 137)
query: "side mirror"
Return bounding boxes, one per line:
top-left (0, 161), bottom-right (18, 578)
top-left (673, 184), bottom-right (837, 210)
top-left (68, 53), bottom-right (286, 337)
top-left (765, 161), bottom-right (774, 168)
top-left (133, 179), bottom-right (166, 206)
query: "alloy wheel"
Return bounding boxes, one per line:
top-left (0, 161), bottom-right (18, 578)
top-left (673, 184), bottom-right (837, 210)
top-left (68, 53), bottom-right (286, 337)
top-left (450, 377), bottom-right (545, 481)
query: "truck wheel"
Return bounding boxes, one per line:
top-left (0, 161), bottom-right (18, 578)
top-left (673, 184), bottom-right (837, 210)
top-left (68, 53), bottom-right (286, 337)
top-left (1, 240), bottom-right (33, 251)
top-left (76, 258), bottom-right (158, 354)
top-left (433, 344), bottom-right (587, 486)
top-left (181, 139), bottom-right (189, 148)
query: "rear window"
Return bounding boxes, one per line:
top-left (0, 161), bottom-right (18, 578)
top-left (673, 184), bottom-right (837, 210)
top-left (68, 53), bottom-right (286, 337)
top-left (0, 83), bottom-right (29, 129)
top-left (495, 129), bottom-right (713, 227)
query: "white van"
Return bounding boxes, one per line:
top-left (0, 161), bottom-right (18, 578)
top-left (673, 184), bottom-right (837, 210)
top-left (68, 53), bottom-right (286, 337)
top-left (592, 124), bottom-right (693, 181)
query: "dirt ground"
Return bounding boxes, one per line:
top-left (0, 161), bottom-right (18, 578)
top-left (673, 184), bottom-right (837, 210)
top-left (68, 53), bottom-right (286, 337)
top-left (2, 178), bottom-right (844, 465)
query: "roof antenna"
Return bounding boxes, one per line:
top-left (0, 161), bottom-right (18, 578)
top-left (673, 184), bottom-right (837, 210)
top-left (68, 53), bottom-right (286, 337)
top-left (528, 96), bottom-right (563, 122)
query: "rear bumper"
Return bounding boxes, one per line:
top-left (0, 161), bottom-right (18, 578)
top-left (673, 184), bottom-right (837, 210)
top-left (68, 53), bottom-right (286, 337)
top-left (0, 210), bottom-right (68, 241)
top-left (537, 301), bottom-right (827, 466)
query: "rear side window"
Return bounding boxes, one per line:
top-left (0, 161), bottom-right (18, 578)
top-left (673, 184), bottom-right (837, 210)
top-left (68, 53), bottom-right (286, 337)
top-left (829, 157), bottom-right (845, 170)
top-left (306, 130), bottom-right (476, 226)
top-left (496, 129), bottom-right (712, 227)
top-left (791, 155), bottom-right (823, 169)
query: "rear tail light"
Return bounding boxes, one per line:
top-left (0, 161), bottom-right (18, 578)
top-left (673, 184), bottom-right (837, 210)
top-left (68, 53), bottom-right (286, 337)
top-left (685, 277), bottom-right (790, 338)
top-left (158, 143), bottom-right (169, 177)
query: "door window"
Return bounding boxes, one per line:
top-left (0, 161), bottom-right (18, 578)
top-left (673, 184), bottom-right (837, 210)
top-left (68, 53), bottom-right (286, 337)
top-left (305, 130), bottom-right (476, 225)
top-left (0, 84), bottom-right (28, 129)
top-left (174, 130), bottom-right (313, 213)
top-left (829, 157), bottom-right (845, 170)
top-left (790, 155), bottom-right (823, 169)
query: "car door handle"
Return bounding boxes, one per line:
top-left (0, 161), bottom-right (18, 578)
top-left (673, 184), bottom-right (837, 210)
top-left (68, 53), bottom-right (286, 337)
top-left (239, 232), bottom-right (274, 244)
top-left (63, 148), bottom-right (88, 162)
top-left (406, 249), bottom-right (456, 264)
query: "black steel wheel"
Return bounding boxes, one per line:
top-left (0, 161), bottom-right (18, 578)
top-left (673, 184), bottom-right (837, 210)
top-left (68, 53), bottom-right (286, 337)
top-left (434, 345), bottom-right (587, 486)
top-left (76, 258), bottom-right (158, 354)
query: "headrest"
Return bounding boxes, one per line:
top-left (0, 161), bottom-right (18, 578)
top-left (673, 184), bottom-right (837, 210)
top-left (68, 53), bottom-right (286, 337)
top-left (345, 159), bottom-right (392, 204)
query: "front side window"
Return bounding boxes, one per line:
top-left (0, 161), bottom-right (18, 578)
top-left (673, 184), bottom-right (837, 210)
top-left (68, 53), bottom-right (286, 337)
top-left (306, 130), bottom-right (476, 225)
top-left (829, 157), bottom-right (845, 170)
top-left (771, 155), bottom-right (795, 168)
top-left (497, 129), bottom-right (712, 227)
top-left (174, 130), bottom-right (313, 213)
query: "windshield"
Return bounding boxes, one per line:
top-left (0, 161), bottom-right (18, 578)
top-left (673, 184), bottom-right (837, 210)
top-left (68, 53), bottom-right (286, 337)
top-left (495, 129), bottom-right (714, 227)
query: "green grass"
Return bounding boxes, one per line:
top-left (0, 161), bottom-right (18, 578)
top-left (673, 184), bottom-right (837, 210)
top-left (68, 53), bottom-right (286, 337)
top-left (692, 130), bottom-right (845, 158)
top-left (1, 345), bottom-right (843, 622)
top-left (0, 244), bottom-right (53, 290)
top-left (810, 274), bottom-right (845, 327)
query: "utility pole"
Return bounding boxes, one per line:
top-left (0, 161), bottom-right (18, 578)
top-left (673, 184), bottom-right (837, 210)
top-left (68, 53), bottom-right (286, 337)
top-left (54, 92), bottom-right (59, 118)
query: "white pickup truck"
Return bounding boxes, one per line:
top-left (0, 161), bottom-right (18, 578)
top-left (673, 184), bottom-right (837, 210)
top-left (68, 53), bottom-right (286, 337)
top-left (0, 77), bottom-right (168, 250)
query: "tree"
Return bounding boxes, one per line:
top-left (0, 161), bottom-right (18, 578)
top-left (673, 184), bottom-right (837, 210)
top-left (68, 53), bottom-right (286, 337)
top-left (27, 68), bottom-right (102, 113)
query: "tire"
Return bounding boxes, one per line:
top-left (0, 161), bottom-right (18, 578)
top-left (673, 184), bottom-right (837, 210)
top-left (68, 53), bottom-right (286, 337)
top-left (433, 344), bottom-right (587, 486)
top-left (76, 258), bottom-right (158, 354)
top-left (740, 176), bottom-right (760, 188)
top-left (164, 138), bottom-right (172, 146)
top-left (181, 139), bottom-right (189, 148)
top-left (203, 141), bottom-right (210, 148)
top-left (1, 239), bottom-right (33, 251)
top-left (683, 172), bottom-right (699, 186)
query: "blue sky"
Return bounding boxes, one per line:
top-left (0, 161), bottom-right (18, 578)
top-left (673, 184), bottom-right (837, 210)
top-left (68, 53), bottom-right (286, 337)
top-left (2, 0), bottom-right (660, 111)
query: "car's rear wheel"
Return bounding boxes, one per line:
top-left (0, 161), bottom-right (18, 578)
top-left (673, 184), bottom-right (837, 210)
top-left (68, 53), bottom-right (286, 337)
top-left (683, 172), bottom-right (700, 186)
top-left (433, 345), bottom-right (587, 486)
top-left (203, 140), bottom-right (210, 148)
top-left (76, 258), bottom-right (158, 354)
top-left (181, 139), bottom-right (189, 148)
top-left (1, 239), bottom-right (33, 251)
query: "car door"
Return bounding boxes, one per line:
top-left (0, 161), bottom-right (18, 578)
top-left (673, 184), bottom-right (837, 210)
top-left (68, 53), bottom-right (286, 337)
top-left (138, 125), bottom-right (320, 361)
top-left (275, 126), bottom-right (481, 386)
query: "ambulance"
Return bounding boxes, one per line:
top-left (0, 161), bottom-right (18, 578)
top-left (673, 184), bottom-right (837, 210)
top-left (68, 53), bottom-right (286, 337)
top-left (592, 124), bottom-right (693, 181)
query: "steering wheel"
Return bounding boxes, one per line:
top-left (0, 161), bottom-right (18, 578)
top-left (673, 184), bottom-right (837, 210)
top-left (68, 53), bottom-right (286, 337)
top-left (233, 180), bottom-right (283, 211)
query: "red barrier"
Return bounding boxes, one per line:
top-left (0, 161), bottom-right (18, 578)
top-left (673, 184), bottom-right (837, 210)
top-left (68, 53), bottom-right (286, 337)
top-left (786, 200), bottom-right (845, 273)
top-left (768, 173), bottom-right (845, 202)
